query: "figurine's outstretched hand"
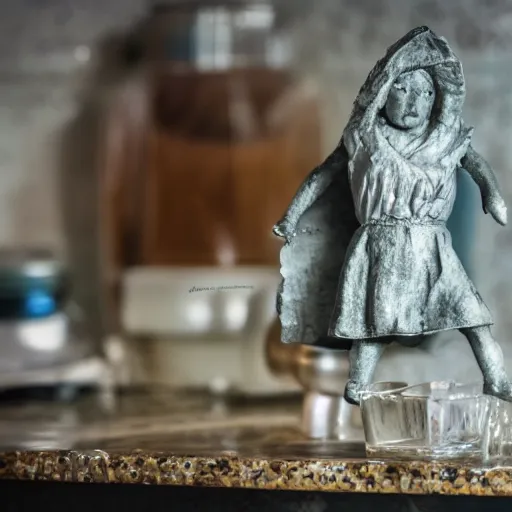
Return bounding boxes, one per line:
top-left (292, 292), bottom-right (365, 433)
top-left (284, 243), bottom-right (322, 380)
top-left (273, 216), bottom-right (296, 239)
top-left (483, 193), bottom-right (508, 226)
top-left (462, 146), bottom-right (507, 226)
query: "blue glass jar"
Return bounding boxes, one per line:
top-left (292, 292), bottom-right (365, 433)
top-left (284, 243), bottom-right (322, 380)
top-left (0, 249), bottom-right (68, 321)
top-left (0, 249), bottom-right (93, 373)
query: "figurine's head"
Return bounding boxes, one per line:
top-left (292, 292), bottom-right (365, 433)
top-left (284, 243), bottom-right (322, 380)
top-left (384, 69), bottom-right (435, 130)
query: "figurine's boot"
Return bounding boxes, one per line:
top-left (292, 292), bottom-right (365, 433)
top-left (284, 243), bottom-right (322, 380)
top-left (461, 326), bottom-right (512, 402)
top-left (344, 340), bottom-right (386, 406)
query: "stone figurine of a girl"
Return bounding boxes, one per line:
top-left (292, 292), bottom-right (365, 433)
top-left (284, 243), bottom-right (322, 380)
top-left (274, 26), bottom-right (511, 405)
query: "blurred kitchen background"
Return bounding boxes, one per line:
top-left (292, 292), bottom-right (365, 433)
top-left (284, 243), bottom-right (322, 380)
top-left (0, 0), bottom-right (511, 408)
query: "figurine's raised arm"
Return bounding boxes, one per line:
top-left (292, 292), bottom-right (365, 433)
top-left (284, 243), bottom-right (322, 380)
top-left (461, 145), bottom-right (508, 226)
top-left (273, 142), bottom-right (348, 238)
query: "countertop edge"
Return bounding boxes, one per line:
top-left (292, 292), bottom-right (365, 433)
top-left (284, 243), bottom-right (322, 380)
top-left (1, 450), bottom-right (511, 496)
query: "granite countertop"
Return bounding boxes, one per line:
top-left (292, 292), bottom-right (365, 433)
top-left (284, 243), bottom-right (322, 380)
top-left (0, 387), bottom-right (511, 497)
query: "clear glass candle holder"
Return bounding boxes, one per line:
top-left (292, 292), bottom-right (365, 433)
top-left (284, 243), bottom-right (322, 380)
top-left (360, 381), bottom-right (512, 461)
top-left (483, 396), bottom-right (512, 462)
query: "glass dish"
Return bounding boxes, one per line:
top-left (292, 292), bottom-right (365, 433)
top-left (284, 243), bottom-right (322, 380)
top-left (483, 396), bottom-right (512, 462)
top-left (360, 381), bottom-right (504, 460)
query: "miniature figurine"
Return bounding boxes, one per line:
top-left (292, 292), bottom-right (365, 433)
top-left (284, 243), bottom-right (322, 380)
top-left (274, 26), bottom-right (511, 406)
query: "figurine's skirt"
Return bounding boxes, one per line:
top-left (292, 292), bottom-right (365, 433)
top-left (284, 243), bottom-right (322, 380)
top-left (329, 220), bottom-right (493, 340)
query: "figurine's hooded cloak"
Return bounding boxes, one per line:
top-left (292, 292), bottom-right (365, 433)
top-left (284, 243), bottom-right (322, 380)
top-left (277, 27), bottom-right (492, 346)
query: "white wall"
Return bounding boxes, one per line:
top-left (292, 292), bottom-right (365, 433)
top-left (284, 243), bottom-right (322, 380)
top-left (0, 0), bottom-right (146, 250)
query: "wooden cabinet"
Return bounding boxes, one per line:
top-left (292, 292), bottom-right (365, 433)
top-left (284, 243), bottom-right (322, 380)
top-left (100, 66), bottom-right (322, 273)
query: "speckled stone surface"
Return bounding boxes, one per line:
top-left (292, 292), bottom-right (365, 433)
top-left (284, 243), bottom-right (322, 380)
top-left (0, 388), bottom-right (511, 496)
top-left (2, 450), bottom-right (512, 497)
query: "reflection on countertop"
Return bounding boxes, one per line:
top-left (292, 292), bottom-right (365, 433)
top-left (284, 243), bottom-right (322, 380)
top-left (0, 387), bottom-right (363, 458)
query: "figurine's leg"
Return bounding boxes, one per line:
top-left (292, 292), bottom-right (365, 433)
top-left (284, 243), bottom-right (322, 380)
top-left (460, 326), bottom-right (512, 402)
top-left (344, 340), bottom-right (386, 406)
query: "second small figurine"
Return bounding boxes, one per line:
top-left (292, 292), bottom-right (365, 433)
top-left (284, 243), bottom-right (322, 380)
top-left (274, 26), bottom-right (511, 405)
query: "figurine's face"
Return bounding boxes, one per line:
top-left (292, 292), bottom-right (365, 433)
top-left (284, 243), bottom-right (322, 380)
top-left (385, 70), bottom-right (435, 129)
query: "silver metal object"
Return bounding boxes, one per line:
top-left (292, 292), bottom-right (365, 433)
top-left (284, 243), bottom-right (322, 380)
top-left (302, 391), bottom-right (362, 441)
top-left (292, 345), bottom-right (350, 396)
top-left (266, 330), bottom-right (362, 439)
top-left (274, 26), bottom-right (512, 406)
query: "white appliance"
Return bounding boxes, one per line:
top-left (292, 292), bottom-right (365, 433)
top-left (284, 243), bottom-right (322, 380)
top-left (121, 266), bottom-right (299, 395)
